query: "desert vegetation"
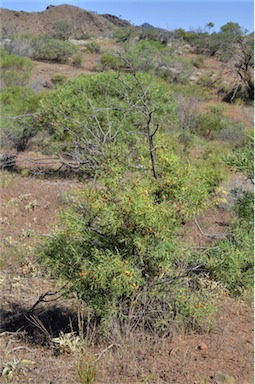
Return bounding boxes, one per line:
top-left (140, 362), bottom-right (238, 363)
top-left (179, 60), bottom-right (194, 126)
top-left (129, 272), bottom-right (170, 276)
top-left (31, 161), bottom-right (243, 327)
top-left (0, 6), bottom-right (254, 383)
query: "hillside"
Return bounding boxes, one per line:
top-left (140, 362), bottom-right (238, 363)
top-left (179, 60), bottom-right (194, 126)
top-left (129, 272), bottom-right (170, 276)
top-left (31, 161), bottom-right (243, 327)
top-left (0, 4), bottom-right (132, 38)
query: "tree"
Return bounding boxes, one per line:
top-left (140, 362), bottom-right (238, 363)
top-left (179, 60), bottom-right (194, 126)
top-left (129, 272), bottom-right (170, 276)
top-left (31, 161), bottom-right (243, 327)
top-left (219, 33), bottom-right (254, 104)
top-left (219, 22), bottom-right (246, 37)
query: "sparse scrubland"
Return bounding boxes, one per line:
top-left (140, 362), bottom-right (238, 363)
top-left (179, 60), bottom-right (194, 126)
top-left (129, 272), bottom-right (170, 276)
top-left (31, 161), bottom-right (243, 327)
top-left (0, 7), bottom-right (254, 383)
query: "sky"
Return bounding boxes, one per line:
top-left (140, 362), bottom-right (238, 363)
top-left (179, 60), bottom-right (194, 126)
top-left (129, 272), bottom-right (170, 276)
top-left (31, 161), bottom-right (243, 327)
top-left (1, 0), bottom-right (254, 33)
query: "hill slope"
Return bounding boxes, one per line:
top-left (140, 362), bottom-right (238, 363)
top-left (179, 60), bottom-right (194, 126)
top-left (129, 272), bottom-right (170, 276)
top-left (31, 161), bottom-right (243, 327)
top-left (0, 4), bottom-right (132, 38)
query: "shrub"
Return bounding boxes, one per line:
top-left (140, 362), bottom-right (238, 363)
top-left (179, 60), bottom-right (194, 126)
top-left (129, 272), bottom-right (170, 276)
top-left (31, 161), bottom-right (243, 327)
top-left (51, 73), bottom-right (68, 85)
top-left (72, 53), bottom-right (83, 67)
top-left (205, 214), bottom-right (254, 296)
top-left (32, 38), bottom-right (77, 63)
top-left (0, 86), bottom-right (41, 150)
top-left (191, 55), bottom-right (205, 68)
top-left (197, 71), bottom-right (219, 89)
top-left (223, 133), bottom-right (254, 181)
top-left (125, 40), bottom-right (169, 73)
top-left (193, 105), bottom-right (226, 139)
top-left (234, 190), bottom-right (254, 224)
top-left (85, 41), bottom-right (100, 53)
top-left (217, 121), bottom-right (245, 143)
top-left (53, 20), bottom-right (74, 41)
top-left (0, 48), bottom-right (34, 86)
top-left (100, 52), bottom-right (124, 70)
top-left (3, 35), bottom-right (39, 57)
top-left (112, 27), bottom-right (134, 42)
top-left (37, 71), bottom-right (179, 165)
top-left (39, 145), bottom-right (221, 332)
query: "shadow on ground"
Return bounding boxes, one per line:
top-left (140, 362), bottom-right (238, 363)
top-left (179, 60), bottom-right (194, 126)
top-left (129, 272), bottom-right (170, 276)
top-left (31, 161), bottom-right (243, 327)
top-left (0, 302), bottom-right (80, 345)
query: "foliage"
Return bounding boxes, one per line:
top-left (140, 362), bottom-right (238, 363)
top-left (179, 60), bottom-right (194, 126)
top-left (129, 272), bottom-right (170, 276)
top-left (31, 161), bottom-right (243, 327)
top-left (85, 41), bottom-right (101, 53)
top-left (112, 27), bottom-right (135, 42)
top-left (234, 190), bottom-right (254, 224)
top-left (174, 28), bottom-right (198, 44)
top-left (32, 38), bottom-right (77, 63)
top-left (138, 28), bottom-right (170, 45)
top-left (176, 103), bottom-right (237, 141)
top-left (2, 358), bottom-right (34, 382)
top-left (53, 20), bottom-right (74, 40)
top-left (72, 53), bottom-right (83, 67)
top-left (100, 41), bottom-right (193, 85)
top-left (190, 22), bottom-right (247, 61)
top-left (205, 201), bottom-right (253, 296)
top-left (197, 71), bottom-right (219, 89)
top-left (39, 139), bottom-right (223, 331)
top-left (0, 86), bottom-right (41, 150)
top-left (77, 359), bottom-right (96, 384)
top-left (51, 73), bottom-right (68, 85)
top-left (0, 48), bottom-right (34, 86)
top-left (223, 133), bottom-right (254, 181)
top-left (192, 105), bottom-right (227, 139)
top-left (100, 52), bottom-right (124, 70)
top-left (52, 331), bottom-right (85, 354)
top-left (3, 35), bottom-right (40, 57)
top-left (124, 40), bottom-right (170, 73)
top-left (191, 55), bottom-right (205, 68)
top-left (37, 71), bottom-right (179, 174)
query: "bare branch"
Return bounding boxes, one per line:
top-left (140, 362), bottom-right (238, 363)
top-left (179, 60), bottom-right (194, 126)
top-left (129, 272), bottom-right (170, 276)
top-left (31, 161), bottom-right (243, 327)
top-left (0, 113), bottom-right (38, 120)
top-left (194, 218), bottom-right (229, 239)
top-left (95, 343), bottom-right (121, 361)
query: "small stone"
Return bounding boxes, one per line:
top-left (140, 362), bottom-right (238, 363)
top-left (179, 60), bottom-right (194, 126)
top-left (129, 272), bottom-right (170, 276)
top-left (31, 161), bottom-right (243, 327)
top-left (213, 371), bottom-right (235, 384)
top-left (214, 371), bottom-right (226, 383)
top-left (198, 342), bottom-right (208, 351)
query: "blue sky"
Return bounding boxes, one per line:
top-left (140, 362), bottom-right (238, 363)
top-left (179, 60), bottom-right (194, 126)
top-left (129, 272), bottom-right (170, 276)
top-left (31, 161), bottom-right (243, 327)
top-left (1, 1), bottom-right (254, 33)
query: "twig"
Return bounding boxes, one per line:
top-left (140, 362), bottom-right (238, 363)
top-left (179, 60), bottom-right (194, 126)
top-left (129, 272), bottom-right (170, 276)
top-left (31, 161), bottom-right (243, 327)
top-left (95, 343), bottom-right (121, 361)
top-left (194, 218), bottom-right (228, 239)
top-left (27, 284), bottom-right (68, 314)
top-left (0, 331), bottom-right (23, 337)
top-left (8, 346), bottom-right (33, 353)
top-left (0, 113), bottom-right (38, 120)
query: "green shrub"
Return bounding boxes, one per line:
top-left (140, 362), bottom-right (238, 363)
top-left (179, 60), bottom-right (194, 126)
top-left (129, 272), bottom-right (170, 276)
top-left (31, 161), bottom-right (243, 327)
top-left (85, 41), bottom-right (100, 53)
top-left (77, 34), bottom-right (92, 40)
top-left (197, 71), bottom-right (219, 89)
top-left (193, 105), bottom-right (226, 139)
top-left (37, 71), bottom-right (179, 166)
top-left (100, 52), bottom-right (124, 70)
top-left (112, 27), bottom-right (134, 42)
top-left (53, 20), bottom-right (74, 41)
top-left (51, 73), bottom-right (68, 85)
top-left (234, 190), bottom-right (254, 224)
top-left (0, 86), bottom-right (41, 150)
top-left (72, 53), bottom-right (83, 67)
top-left (32, 38), bottom-right (77, 63)
top-left (0, 48), bottom-right (34, 86)
top-left (205, 219), bottom-right (253, 296)
top-left (39, 144), bottom-right (221, 331)
top-left (125, 40), bottom-right (170, 73)
top-left (191, 55), bottom-right (205, 68)
top-left (223, 133), bottom-right (254, 180)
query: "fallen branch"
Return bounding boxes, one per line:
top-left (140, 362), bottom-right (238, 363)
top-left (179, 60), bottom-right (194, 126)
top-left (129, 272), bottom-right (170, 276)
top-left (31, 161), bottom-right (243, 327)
top-left (194, 218), bottom-right (228, 239)
top-left (95, 343), bottom-right (121, 362)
